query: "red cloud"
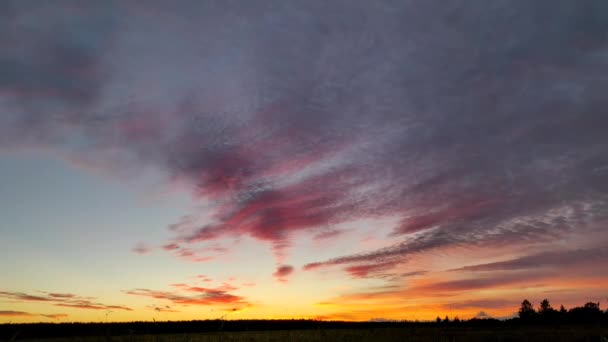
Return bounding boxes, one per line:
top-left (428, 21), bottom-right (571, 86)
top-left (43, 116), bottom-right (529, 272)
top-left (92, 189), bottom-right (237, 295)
top-left (344, 261), bottom-right (401, 278)
top-left (179, 166), bottom-right (365, 266)
top-left (162, 243), bottom-right (180, 251)
top-left (126, 283), bottom-right (249, 307)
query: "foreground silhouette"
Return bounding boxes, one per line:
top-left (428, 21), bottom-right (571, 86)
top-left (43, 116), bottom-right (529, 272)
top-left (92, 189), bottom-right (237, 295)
top-left (1, 299), bottom-right (607, 340)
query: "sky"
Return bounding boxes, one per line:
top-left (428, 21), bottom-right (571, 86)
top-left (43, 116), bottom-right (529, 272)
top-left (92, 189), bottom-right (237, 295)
top-left (1, 0), bottom-right (608, 323)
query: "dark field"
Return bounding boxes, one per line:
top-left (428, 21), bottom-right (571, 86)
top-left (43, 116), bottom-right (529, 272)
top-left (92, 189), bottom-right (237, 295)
top-left (8, 327), bottom-right (608, 342)
top-left (2, 321), bottom-right (608, 342)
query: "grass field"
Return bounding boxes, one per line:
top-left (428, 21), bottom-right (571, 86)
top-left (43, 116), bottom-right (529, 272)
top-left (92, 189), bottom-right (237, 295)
top-left (17, 327), bottom-right (608, 342)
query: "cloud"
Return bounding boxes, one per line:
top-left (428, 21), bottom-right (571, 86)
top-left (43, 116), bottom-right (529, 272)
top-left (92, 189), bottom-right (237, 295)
top-left (0, 291), bottom-right (131, 311)
top-left (0, 292), bottom-right (54, 302)
top-left (162, 243), bottom-right (180, 251)
top-left (54, 303), bottom-right (132, 311)
top-left (0, 1), bottom-right (118, 148)
top-left (171, 282), bottom-right (238, 292)
top-left (0, 310), bottom-right (35, 317)
top-left (451, 246), bottom-right (608, 272)
top-left (2, 1), bottom-right (608, 281)
top-left (194, 275), bottom-right (213, 283)
top-left (147, 305), bottom-right (179, 313)
top-left (313, 228), bottom-right (348, 242)
top-left (132, 243), bottom-right (152, 255)
top-left (406, 271), bottom-right (553, 295)
top-left (40, 313), bottom-right (69, 320)
top-left (0, 311), bottom-right (67, 319)
top-left (126, 283), bottom-right (249, 307)
top-left (47, 293), bottom-right (77, 299)
top-left (343, 262), bottom-right (401, 279)
top-left (344, 261), bottom-right (428, 279)
top-left (273, 265), bottom-right (294, 282)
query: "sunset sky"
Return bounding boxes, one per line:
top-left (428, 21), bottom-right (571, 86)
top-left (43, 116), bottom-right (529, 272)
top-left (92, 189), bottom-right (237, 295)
top-left (1, 1), bottom-right (608, 323)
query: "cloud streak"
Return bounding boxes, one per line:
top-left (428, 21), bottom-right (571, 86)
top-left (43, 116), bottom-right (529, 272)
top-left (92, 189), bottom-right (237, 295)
top-left (126, 283), bottom-right (249, 308)
top-left (0, 311), bottom-right (67, 320)
top-left (0, 291), bottom-right (131, 311)
top-left (0, 311), bottom-right (35, 317)
top-left (452, 247), bottom-right (608, 272)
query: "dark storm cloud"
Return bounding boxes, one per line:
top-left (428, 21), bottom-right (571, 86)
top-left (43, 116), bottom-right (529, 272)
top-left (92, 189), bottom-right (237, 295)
top-left (2, 1), bottom-right (608, 277)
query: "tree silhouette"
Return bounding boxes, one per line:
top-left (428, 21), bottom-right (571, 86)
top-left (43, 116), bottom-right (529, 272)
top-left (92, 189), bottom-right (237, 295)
top-left (568, 302), bottom-right (603, 324)
top-left (538, 299), bottom-right (559, 322)
top-left (583, 302), bottom-right (600, 311)
top-left (519, 299), bottom-right (536, 321)
top-left (539, 299), bottom-right (552, 313)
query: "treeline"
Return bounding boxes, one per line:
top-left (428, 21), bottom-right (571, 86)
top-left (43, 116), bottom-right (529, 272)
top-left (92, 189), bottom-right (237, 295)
top-left (433, 298), bottom-right (608, 325)
top-left (516, 298), bottom-right (607, 324)
top-left (1, 299), bottom-right (607, 340)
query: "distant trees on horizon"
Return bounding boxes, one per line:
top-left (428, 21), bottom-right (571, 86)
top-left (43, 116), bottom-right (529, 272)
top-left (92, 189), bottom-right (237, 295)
top-left (434, 298), bottom-right (607, 325)
top-left (517, 298), bottom-right (606, 324)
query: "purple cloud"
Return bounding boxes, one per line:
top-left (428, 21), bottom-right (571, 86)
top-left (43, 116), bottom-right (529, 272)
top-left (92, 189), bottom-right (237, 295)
top-left (1, 1), bottom-right (607, 281)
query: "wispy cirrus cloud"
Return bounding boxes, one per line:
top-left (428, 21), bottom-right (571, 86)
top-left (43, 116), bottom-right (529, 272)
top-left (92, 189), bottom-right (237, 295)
top-left (451, 246), bottom-right (608, 272)
top-left (193, 275), bottom-right (213, 283)
top-left (2, 1), bottom-right (607, 283)
top-left (0, 291), bottom-right (131, 311)
top-left (0, 311), bottom-right (67, 320)
top-left (40, 313), bottom-right (69, 320)
top-left (0, 310), bottom-right (35, 317)
top-left (126, 282), bottom-right (249, 309)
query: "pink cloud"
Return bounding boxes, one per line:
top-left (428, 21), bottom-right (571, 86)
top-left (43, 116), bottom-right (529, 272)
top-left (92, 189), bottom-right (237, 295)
top-left (273, 265), bottom-right (294, 282)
